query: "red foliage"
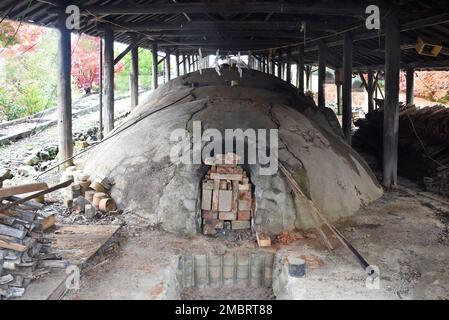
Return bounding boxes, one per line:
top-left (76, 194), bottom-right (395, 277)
top-left (71, 35), bottom-right (124, 93)
top-left (0, 20), bottom-right (46, 57)
top-left (400, 70), bottom-right (449, 101)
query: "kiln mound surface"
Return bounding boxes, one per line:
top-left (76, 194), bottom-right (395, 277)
top-left (84, 68), bottom-right (382, 235)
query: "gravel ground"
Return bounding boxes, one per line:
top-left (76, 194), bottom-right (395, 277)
top-left (0, 94), bottom-right (134, 191)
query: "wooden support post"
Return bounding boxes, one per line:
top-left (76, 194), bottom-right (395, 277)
top-left (187, 55), bottom-right (191, 73)
top-left (165, 48), bottom-right (171, 82)
top-left (297, 45), bottom-right (304, 93)
top-left (270, 55), bottom-right (275, 75)
top-left (305, 65), bottom-right (312, 91)
top-left (98, 38), bottom-right (103, 140)
top-left (57, 11), bottom-right (73, 168)
top-left (104, 26), bottom-right (114, 134)
top-left (406, 65), bottom-right (414, 105)
top-left (286, 47), bottom-right (292, 83)
top-left (152, 42), bottom-right (158, 90)
top-left (342, 32), bottom-right (353, 144)
top-left (130, 36), bottom-right (139, 109)
top-left (318, 41), bottom-right (327, 108)
top-left (182, 54), bottom-right (187, 74)
top-left (383, 11), bottom-right (400, 188)
top-left (337, 83), bottom-right (342, 115)
top-left (248, 51), bottom-right (253, 69)
top-left (277, 50), bottom-right (282, 78)
top-left (175, 49), bottom-right (180, 77)
top-left (367, 70), bottom-right (374, 113)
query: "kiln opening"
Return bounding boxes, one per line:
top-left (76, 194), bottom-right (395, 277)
top-left (201, 153), bottom-right (255, 235)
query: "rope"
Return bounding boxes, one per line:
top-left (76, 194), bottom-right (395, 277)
top-left (404, 110), bottom-right (448, 169)
top-left (35, 91), bottom-right (194, 178)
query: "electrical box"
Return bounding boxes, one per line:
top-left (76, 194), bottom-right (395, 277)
top-left (416, 37), bottom-right (443, 57)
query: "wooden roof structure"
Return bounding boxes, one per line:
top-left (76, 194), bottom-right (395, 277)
top-left (1, 0), bottom-right (449, 70)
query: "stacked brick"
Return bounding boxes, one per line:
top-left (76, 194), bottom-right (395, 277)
top-left (201, 154), bottom-right (253, 235)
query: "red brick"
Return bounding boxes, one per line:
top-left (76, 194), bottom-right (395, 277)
top-left (219, 211), bottom-right (237, 220)
top-left (237, 210), bottom-right (251, 221)
top-left (202, 210), bottom-right (218, 220)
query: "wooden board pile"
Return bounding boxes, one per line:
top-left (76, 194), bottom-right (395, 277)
top-left (201, 153), bottom-right (254, 235)
top-left (62, 167), bottom-right (117, 218)
top-left (0, 181), bottom-right (66, 300)
top-left (353, 104), bottom-right (449, 196)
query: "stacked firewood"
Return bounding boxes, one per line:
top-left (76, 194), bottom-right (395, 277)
top-left (353, 104), bottom-right (449, 196)
top-left (61, 167), bottom-right (117, 218)
top-left (0, 181), bottom-right (67, 299)
top-left (201, 153), bottom-right (254, 235)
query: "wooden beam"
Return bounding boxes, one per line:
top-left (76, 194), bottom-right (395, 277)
top-left (111, 21), bottom-right (305, 32)
top-left (85, 3), bottom-right (366, 16)
top-left (152, 42), bottom-right (158, 90)
top-left (182, 54), bottom-right (187, 74)
top-left (130, 36), bottom-right (138, 109)
top-left (0, 183), bottom-right (48, 197)
top-left (342, 32), bottom-right (353, 144)
top-left (318, 41), bottom-right (327, 108)
top-left (56, 11), bottom-right (73, 168)
top-left (104, 26), bottom-right (115, 134)
top-left (114, 36), bottom-right (141, 65)
top-left (297, 45), bottom-right (305, 94)
top-left (383, 11), bottom-right (400, 188)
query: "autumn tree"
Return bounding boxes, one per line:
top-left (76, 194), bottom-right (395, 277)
top-left (71, 35), bottom-right (124, 94)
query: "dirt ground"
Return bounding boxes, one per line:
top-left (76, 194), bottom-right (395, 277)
top-left (59, 176), bottom-right (449, 300)
top-left (1, 91), bottom-right (448, 300)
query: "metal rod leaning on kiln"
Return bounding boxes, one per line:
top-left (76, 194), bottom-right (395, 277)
top-left (278, 161), bottom-right (372, 273)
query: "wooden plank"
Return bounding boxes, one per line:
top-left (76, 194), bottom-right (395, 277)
top-left (218, 190), bottom-right (232, 212)
top-left (231, 180), bottom-right (239, 212)
top-left (210, 173), bottom-right (243, 181)
top-left (201, 189), bottom-right (212, 211)
top-left (211, 179), bottom-right (220, 212)
top-left (0, 179), bottom-right (72, 212)
top-left (0, 224), bottom-right (27, 239)
top-left (256, 230), bottom-right (271, 247)
top-left (0, 183), bottom-right (48, 197)
top-left (0, 238), bottom-right (27, 252)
